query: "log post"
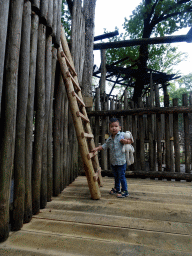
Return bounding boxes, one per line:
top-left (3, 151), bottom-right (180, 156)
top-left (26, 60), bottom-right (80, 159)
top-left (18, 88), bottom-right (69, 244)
top-left (164, 94), bottom-right (171, 172)
top-left (0, 0), bottom-right (10, 114)
top-left (47, 47), bottom-right (57, 201)
top-left (0, 0), bottom-right (24, 242)
top-left (12, 0), bottom-right (31, 231)
top-left (53, 70), bottom-right (62, 196)
top-left (32, 23), bottom-right (46, 215)
top-left (41, 29), bottom-right (53, 209)
top-left (147, 96), bottom-right (154, 172)
top-left (63, 85), bottom-right (69, 188)
top-left (182, 94), bottom-right (190, 173)
top-left (99, 49), bottom-right (106, 96)
top-left (25, 10), bottom-right (39, 223)
top-left (138, 98), bottom-right (145, 170)
top-left (95, 87), bottom-right (100, 147)
top-left (101, 93), bottom-right (108, 170)
top-left (155, 84), bottom-right (162, 172)
top-left (173, 98), bottom-right (180, 173)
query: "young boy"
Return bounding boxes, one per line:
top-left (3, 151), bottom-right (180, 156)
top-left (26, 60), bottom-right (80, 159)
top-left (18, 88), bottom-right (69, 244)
top-left (91, 118), bottom-right (133, 198)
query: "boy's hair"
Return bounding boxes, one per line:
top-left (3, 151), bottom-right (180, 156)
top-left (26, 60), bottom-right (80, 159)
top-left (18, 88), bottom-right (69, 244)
top-left (109, 117), bottom-right (121, 126)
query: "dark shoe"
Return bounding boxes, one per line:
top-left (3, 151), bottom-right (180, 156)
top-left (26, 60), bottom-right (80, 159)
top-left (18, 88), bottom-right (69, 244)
top-left (117, 191), bottom-right (129, 198)
top-left (109, 188), bottom-right (120, 195)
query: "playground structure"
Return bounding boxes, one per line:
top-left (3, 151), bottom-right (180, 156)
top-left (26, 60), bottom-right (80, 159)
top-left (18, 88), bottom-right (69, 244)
top-left (0, 0), bottom-right (192, 244)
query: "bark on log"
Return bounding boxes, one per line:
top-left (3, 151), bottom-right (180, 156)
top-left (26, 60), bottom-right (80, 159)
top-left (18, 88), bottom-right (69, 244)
top-left (164, 95), bottom-right (171, 172)
top-left (0, 0), bottom-right (24, 242)
top-left (47, 0), bottom-right (53, 34)
top-left (52, 0), bottom-right (58, 39)
top-left (183, 94), bottom-right (190, 173)
top-left (41, 34), bottom-right (52, 209)
top-left (25, 12), bottom-right (39, 223)
top-left (0, 0), bottom-right (10, 115)
top-left (40, 0), bottom-right (48, 25)
top-left (138, 98), bottom-right (145, 170)
top-left (47, 47), bottom-right (57, 202)
top-left (54, 0), bottom-right (61, 48)
top-left (12, 1), bottom-right (31, 231)
top-left (81, 0), bottom-right (96, 96)
top-left (173, 98), bottom-right (180, 173)
top-left (53, 70), bottom-right (62, 196)
top-left (32, 23), bottom-right (46, 215)
top-left (63, 88), bottom-right (69, 188)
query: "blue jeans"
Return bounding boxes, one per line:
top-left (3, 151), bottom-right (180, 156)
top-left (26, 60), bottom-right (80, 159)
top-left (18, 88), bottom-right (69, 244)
top-left (111, 163), bottom-right (128, 192)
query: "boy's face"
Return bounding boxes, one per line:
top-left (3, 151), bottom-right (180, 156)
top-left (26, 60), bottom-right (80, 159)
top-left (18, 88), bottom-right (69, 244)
top-left (109, 121), bottom-right (121, 137)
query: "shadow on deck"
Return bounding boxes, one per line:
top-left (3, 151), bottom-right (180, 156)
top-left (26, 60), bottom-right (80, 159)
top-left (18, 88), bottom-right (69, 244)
top-left (0, 176), bottom-right (192, 256)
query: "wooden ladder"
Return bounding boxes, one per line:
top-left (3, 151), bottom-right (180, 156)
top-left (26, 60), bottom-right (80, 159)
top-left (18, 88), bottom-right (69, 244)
top-left (57, 27), bottom-right (102, 199)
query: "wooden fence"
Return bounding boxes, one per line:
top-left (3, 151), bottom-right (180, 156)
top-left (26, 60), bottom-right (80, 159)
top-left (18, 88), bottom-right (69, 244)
top-left (88, 88), bottom-right (192, 182)
top-left (0, 0), bottom-right (79, 242)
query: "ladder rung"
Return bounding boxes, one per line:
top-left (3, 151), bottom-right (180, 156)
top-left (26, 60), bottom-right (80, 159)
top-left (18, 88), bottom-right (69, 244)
top-left (61, 51), bottom-right (77, 76)
top-left (72, 91), bottom-right (85, 107)
top-left (93, 167), bottom-right (101, 182)
top-left (87, 151), bottom-right (98, 160)
top-left (76, 111), bottom-right (90, 123)
top-left (66, 71), bottom-right (81, 92)
top-left (81, 132), bottom-right (94, 139)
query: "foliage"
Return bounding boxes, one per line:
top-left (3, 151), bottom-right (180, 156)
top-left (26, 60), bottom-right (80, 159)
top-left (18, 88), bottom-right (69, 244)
top-left (104, 0), bottom-right (192, 101)
top-left (61, 0), bottom-right (71, 40)
top-left (168, 73), bottom-right (192, 105)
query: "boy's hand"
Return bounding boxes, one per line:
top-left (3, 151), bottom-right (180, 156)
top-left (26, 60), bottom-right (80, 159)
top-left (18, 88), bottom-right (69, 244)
top-left (91, 145), bottom-right (103, 153)
top-left (120, 139), bottom-right (132, 144)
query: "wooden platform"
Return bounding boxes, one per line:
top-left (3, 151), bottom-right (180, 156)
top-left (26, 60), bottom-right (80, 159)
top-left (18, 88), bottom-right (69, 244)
top-left (0, 176), bottom-right (192, 256)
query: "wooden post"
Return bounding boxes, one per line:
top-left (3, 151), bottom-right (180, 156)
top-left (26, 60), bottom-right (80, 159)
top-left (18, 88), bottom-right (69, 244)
top-left (130, 101), bottom-right (138, 171)
top-left (173, 98), bottom-right (180, 173)
top-left (32, 23), bottom-right (46, 215)
top-left (41, 31), bottom-right (53, 209)
top-left (25, 11), bottom-right (39, 223)
top-left (60, 92), bottom-right (64, 191)
top-left (138, 98), bottom-right (145, 170)
top-left (53, 70), bottom-right (62, 196)
top-left (0, 0), bottom-right (24, 242)
top-left (63, 86), bottom-right (69, 188)
top-left (99, 49), bottom-right (106, 95)
top-left (164, 94), bottom-right (171, 172)
top-left (55, 0), bottom-right (61, 47)
top-left (12, 0), bottom-right (31, 231)
top-left (40, 0), bottom-right (48, 24)
top-left (147, 96), bottom-right (155, 172)
top-left (155, 84), bottom-right (162, 172)
top-left (52, 0), bottom-right (58, 39)
top-left (95, 88), bottom-right (100, 147)
top-left (182, 94), bottom-right (190, 173)
top-left (0, 0), bottom-right (10, 114)
top-left (47, 47), bottom-right (57, 202)
top-left (101, 94), bottom-right (108, 170)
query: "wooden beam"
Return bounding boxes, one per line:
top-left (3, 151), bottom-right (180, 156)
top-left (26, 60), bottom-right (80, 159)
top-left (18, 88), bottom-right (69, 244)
top-left (94, 30), bottom-right (119, 41)
top-left (87, 106), bottom-right (192, 117)
top-left (94, 34), bottom-right (191, 50)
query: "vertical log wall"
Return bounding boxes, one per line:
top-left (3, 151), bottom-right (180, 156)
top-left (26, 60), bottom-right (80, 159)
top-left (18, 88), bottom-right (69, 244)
top-left (90, 90), bottom-right (192, 182)
top-left (0, 0), bottom-right (90, 242)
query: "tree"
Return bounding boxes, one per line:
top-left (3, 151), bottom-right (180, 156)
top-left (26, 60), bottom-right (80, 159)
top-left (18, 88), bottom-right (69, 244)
top-left (105, 0), bottom-right (192, 103)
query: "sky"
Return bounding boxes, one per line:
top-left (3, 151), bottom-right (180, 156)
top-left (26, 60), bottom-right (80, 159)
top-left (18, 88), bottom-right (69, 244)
top-left (94, 0), bottom-right (192, 77)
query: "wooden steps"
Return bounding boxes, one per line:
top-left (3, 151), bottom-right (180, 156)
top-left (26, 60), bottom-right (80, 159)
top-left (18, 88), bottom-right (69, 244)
top-left (0, 176), bottom-right (192, 256)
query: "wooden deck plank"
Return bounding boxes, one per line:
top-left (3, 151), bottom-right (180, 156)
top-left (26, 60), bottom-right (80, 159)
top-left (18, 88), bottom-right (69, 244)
top-left (0, 176), bottom-right (192, 256)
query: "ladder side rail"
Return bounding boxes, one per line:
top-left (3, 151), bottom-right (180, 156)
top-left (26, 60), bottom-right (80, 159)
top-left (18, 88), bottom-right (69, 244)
top-left (58, 47), bottom-right (101, 199)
